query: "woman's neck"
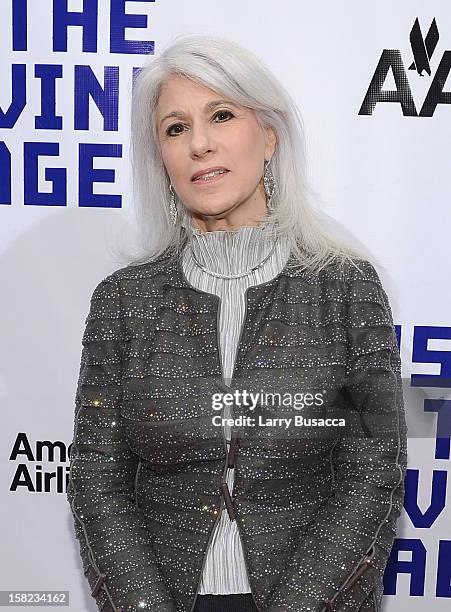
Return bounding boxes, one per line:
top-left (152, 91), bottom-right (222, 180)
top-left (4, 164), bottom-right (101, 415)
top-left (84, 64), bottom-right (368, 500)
top-left (183, 212), bottom-right (279, 276)
top-left (187, 190), bottom-right (268, 233)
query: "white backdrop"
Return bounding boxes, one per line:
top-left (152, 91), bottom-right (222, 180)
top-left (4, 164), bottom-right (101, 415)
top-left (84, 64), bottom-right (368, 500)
top-left (1, 1), bottom-right (450, 610)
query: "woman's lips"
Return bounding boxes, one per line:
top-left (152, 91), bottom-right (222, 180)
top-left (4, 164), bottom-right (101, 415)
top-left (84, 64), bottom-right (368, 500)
top-left (192, 171), bottom-right (230, 185)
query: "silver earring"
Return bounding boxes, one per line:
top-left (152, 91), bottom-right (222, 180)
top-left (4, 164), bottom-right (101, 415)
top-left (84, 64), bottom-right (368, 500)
top-left (263, 159), bottom-right (276, 211)
top-left (168, 184), bottom-right (178, 225)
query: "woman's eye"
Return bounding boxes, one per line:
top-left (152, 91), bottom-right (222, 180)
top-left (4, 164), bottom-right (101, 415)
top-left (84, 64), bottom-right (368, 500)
top-left (165, 110), bottom-right (234, 137)
top-left (166, 123), bottom-right (184, 137)
top-left (214, 110), bottom-right (234, 122)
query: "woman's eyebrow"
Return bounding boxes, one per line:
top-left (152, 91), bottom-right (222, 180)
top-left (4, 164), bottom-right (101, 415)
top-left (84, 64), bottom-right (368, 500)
top-left (159, 99), bottom-right (239, 127)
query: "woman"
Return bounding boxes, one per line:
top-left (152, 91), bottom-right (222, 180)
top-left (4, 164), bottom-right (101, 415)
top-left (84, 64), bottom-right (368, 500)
top-left (67, 35), bottom-right (407, 612)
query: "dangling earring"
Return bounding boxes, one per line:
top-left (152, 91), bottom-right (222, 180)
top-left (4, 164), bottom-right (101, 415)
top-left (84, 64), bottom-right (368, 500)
top-left (168, 184), bottom-right (178, 225)
top-left (263, 158), bottom-right (276, 212)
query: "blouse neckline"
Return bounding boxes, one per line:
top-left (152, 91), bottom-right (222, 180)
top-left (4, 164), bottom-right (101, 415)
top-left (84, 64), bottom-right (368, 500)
top-left (182, 212), bottom-right (279, 277)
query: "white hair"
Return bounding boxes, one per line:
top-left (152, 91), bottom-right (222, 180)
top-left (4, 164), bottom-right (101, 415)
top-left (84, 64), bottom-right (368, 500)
top-left (119, 34), bottom-right (372, 276)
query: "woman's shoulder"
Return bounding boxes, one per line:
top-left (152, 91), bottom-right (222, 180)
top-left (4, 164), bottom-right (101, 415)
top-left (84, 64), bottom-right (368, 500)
top-left (331, 257), bottom-right (382, 285)
top-left (99, 251), bottom-right (172, 285)
top-left (112, 250), bottom-right (173, 281)
top-left (300, 256), bottom-right (387, 310)
top-left (89, 252), bottom-right (174, 303)
top-left (290, 255), bottom-right (383, 288)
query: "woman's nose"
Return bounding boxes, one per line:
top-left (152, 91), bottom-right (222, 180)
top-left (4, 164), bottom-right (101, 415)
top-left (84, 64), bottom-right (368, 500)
top-left (189, 124), bottom-right (216, 157)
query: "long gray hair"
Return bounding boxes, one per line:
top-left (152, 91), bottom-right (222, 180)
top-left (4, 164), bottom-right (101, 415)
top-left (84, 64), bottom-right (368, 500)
top-left (121, 34), bottom-right (371, 275)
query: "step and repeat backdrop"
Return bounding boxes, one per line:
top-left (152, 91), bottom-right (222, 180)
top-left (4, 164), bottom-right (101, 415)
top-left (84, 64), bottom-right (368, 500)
top-left (1, 1), bottom-right (450, 611)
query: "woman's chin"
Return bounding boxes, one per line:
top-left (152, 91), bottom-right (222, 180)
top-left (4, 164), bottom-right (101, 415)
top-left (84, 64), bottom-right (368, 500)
top-left (188, 205), bottom-right (237, 219)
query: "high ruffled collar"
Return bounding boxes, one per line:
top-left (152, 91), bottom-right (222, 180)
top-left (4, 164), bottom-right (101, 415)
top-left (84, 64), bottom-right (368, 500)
top-left (182, 212), bottom-right (279, 276)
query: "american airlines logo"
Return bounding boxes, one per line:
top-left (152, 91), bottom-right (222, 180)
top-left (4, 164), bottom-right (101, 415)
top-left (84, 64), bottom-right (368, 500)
top-left (408, 17), bottom-right (439, 76)
top-left (359, 18), bottom-right (450, 116)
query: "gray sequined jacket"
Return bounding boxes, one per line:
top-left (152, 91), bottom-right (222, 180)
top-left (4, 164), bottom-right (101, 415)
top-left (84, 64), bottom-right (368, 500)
top-left (67, 250), bottom-right (407, 612)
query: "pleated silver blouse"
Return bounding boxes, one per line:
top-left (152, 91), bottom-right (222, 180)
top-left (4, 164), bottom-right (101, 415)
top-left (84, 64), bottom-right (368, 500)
top-left (181, 215), bottom-right (291, 594)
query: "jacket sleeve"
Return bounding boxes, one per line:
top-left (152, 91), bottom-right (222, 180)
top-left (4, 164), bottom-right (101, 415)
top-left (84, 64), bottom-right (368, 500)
top-left (67, 274), bottom-right (177, 612)
top-left (267, 260), bottom-right (408, 612)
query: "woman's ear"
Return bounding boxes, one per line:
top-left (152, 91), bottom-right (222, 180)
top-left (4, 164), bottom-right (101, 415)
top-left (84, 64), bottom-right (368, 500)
top-left (264, 126), bottom-right (277, 161)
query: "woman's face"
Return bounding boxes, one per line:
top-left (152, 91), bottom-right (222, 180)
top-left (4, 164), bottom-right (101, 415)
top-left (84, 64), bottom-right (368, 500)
top-left (155, 75), bottom-right (277, 231)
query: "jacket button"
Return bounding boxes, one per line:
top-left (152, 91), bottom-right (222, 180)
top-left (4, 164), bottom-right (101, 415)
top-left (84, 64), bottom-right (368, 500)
top-left (227, 435), bottom-right (240, 468)
top-left (91, 573), bottom-right (106, 597)
top-left (343, 559), bottom-right (374, 590)
top-left (220, 483), bottom-right (236, 521)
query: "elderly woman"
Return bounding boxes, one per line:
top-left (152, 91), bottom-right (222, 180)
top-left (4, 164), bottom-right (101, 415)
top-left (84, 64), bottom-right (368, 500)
top-left (67, 35), bottom-right (407, 612)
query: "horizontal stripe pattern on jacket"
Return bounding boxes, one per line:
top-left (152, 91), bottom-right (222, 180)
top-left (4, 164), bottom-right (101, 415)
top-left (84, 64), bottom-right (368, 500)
top-left (67, 251), bottom-right (407, 612)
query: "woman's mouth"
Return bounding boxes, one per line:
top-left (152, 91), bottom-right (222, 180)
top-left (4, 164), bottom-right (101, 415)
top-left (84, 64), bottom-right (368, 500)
top-left (192, 170), bottom-right (230, 184)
